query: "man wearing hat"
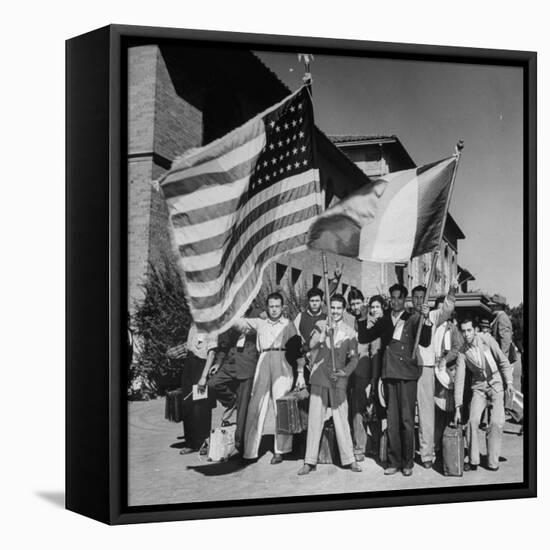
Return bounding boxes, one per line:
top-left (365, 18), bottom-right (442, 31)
top-left (479, 318), bottom-right (491, 334)
top-left (357, 284), bottom-right (432, 477)
top-left (490, 294), bottom-right (514, 361)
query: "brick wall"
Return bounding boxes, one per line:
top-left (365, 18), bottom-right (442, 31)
top-left (127, 45), bottom-right (203, 310)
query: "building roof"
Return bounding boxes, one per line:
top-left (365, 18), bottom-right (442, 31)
top-left (329, 134), bottom-right (399, 144)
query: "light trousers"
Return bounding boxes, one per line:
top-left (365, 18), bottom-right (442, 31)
top-left (417, 365), bottom-right (435, 462)
top-left (304, 384), bottom-right (355, 466)
top-left (243, 351), bottom-right (293, 459)
top-left (466, 384), bottom-right (505, 469)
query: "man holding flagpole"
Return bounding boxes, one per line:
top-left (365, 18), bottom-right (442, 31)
top-left (357, 285), bottom-right (432, 475)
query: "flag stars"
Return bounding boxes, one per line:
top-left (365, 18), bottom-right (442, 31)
top-left (292, 147), bottom-right (298, 155)
top-left (291, 119), bottom-right (297, 127)
top-left (299, 131), bottom-right (305, 138)
top-left (269, 143), bottom-right (275, 150)
top-left (279, 167), bottom-right (284, 174)
top-left (273, 171), bottom-right (277, 178)
top-left (277, 140), bottom-right (283, 147)
top-left (286, 164), bottom-right (292, 171)
top-left (301, 145), bottom-right (306, 153)
top-left (284, 122), bottom-right (289, 130)
top-left (298, 102), bottom-right (303, 109)
top-left (265, 174), bottom-right (270, 181)
top-left (269, 120), bottom-right (275, 128)
top-left (294, 161), bottom-right (300, 168)
top-left (302, 159), bottom-right (308, 166)
top-left (271, 158), bottom-right (277, 165)
top-left (263, 160), bottom-right (268, 167)
top-left (290, 105), bottom-right (295, 112)
top-left (279, 154), bottom-right (284, 161)
top-left (275, 126), bottom-right (280, 132)
top-left (258, 177), bottom-right (263, 184)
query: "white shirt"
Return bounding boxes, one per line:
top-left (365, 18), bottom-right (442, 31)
top-left (391, 310), bottom-right (405, 341)
top-left (233, 316), bottom-right (298, 352)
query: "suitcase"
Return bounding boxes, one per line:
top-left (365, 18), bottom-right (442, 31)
top-left (442, 424), bottom-right (465, 476)
top-left (318, 419), bottom-right (341, 465)
top-left (207, 424), bottom-right (236, 462)
top-left (276, 390), bottom-right (308, 434)
top-left (164, 388), bottom-right (184, 423)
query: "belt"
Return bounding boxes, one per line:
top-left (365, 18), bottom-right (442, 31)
top-left (261, 347), bottom-right (285, 352)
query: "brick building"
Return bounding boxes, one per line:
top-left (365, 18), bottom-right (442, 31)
top-left (128, 42), bottom-right (370, 310)
top-left (127, 42), bottom-right (472, 314)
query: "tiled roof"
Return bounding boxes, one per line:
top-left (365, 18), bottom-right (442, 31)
top-left (329, 134), bottom-right (397, 143)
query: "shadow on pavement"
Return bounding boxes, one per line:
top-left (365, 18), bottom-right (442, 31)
top-left (186, 460), bottom-right (247, 476)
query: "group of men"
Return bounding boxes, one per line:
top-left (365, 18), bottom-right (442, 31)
top-left (177, 275), bottom-right (517, 477)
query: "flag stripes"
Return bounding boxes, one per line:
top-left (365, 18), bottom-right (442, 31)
top-left (308, 156), bottom-right (457, 263)
top-left (160, 87), bottom-right (319, 334)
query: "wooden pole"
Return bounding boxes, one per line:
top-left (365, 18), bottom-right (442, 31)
top-left (412, 141), bottom-right (464, 360)
top-left (300, 53), bottom-right (337, 373)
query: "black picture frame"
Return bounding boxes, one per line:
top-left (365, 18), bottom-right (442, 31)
top-left (66, 24), bottom-right (537, 525)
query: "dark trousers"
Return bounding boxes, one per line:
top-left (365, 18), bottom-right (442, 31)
top-left (181, 353), bottom-right (213, 450)
top-left (385, 378), bottom-right (417, 470)
top-left (208, 367), bottom-right (253, 452)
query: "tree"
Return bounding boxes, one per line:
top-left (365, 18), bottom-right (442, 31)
top-left (130, 257), bottom-right (192, 398)
top-left (507, 302), bottom-right (524, 352)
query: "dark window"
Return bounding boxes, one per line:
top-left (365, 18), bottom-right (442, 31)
top-left (291, 268), bottom-right (301, 286)
top-left (276, 263), bottom-right (288, 285)
top-left (312, 274), bottom-right (322, 288)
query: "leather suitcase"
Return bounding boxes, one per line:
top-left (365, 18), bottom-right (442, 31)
top-left (442, 424), bottom-right (465, 476)
top-left (164, 388), bottom-right (184, 423)
top-left (318, 419), bottom-right (341, 465)
top-left (276, 391), bottom-right (307, 434)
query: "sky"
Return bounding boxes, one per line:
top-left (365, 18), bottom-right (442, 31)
top-left (256, 51), bottom-right (524, 307)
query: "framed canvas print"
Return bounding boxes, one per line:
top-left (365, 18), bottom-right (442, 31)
top-left (66, 24), bottom-right (537, 525)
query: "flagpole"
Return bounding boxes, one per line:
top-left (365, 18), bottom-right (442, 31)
top-left (412, 141), bottom-right (464, 360)
top-left (300, 54), bottom-right (337, 374)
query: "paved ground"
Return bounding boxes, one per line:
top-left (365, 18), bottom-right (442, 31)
top-left (128, 398), bottom-right (524, 507)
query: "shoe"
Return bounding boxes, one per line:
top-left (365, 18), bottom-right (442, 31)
top-left (384, 467), bottom-right (399, 475)
top-left (464, 463), bottom-right (478, 471)
top-left (402, 468), bottom-right (413, 477)
top-left (354, 452), bottom-right (365, 463)
top-left (270, 453), bottom-right (283, 464)
top-left (421, 460), bottom-right (434, 469)
top-left (179, 447), bottom-right (195, 455)
top-left (350, 462), bottom-right (362, 473)
top-left (297, 463), bottom-right (316, 475)
top-left (487, 465), bottom-right (499, 472)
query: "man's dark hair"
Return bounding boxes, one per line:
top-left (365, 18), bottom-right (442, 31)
top-left (459, 315), bottom-right (477, 329)
top-left (266, 292), bottom-right (284, 305)
top-left (307, 287), bottom-right (324, 300)
top-left (369, 294), bottom-right (385, 308)
top-left (389, 283), bottom-right (408, 298)
top-left (330, 293), bottom-right (347, 308)
top-left (434, 295), bottom-right (446, 309)
top-left (347, 288), bottom-right (364, 302)
top-left (412, 285), bottom-right (427, 296)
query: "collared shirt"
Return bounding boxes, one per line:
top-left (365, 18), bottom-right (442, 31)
top-left (186, 323), bottom-right (218, 360)
top-left (234, 316), bottom-right (298, 352)
top-left (417, 295), bottom-right (455, 366)
top-left (391, 310), bottom-right (406, 341)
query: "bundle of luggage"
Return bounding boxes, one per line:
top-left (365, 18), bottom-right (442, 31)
top-left (164, 388), bottom-right (185, 423)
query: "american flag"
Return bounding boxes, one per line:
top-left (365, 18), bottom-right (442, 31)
top-left (160, 87), bottom-right (320, 334)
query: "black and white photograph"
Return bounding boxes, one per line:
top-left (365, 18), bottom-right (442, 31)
top-left (126, 38), bottom-right (528, 508)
